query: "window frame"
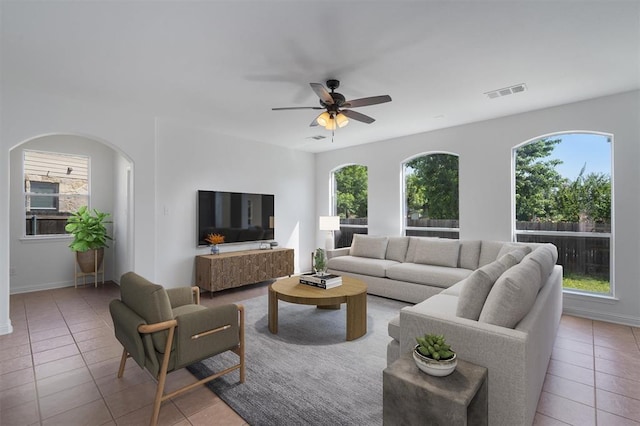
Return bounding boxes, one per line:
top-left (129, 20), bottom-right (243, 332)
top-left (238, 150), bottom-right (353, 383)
top-left (511, 131), bottom-right (614, 297)
top-left (401, 151), bottom-right (460, 238)
top-left (23, 149), bottom-right (91, 239)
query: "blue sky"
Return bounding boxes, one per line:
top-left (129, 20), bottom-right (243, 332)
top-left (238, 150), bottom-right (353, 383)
top-left (547, 133), bottom-right (611, 180)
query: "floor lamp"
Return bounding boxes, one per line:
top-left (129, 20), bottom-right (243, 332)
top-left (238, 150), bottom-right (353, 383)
top-left (319, 216), bottom-right (340, 251)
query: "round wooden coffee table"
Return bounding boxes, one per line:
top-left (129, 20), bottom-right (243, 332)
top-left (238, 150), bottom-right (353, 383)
top-left (268, 275), bottom-right (368, 341)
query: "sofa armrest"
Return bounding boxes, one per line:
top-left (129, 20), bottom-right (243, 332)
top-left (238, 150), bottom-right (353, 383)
top-left (326, 247), bottom-right (350, 259)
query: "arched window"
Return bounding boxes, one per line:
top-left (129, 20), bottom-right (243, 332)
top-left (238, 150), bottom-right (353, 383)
top-left (331, 164), bottom-right (368, 248)
top-left (513, 132), bottom-right (613, 295)
top-left (403, 153), bottom-right (459, 238)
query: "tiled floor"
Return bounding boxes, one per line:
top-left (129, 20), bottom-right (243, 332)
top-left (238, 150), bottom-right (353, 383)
top-left (1, 282), bottom-right (640, 425)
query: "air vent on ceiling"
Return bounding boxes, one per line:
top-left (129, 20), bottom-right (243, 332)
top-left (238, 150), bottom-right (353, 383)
top-left (485, 83), bottom-right (527, 99)
top-left (308, 135), bottom-right (327, 140)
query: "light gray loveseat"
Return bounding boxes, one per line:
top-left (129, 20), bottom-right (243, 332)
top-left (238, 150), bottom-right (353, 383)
top-left (327, 234), bottom-right (562, 426)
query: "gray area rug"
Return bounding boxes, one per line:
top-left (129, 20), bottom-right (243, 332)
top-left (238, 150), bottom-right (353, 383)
top-left (187, 293), bottom-right (409, 425)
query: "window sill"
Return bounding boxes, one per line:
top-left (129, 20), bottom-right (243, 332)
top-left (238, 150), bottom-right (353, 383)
top-left (20, 235), bottom-right (72, 243)
top-left (563, 290), bottom-right (618, 304)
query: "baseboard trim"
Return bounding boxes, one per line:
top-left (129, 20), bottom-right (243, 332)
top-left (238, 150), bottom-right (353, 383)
top-left (563, 306), bottom-right (640, 327)
top-left (0, 321), bottom-right (14, 336)
top-left (10, 280), bottom-right (77, 295)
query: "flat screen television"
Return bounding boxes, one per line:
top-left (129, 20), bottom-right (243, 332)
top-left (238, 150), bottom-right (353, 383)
top-left (197, 190), bottom-right (275, 246)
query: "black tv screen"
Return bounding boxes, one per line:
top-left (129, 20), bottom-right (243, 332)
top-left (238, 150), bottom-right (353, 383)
top-left (197, 190), bottom-right (275, 246)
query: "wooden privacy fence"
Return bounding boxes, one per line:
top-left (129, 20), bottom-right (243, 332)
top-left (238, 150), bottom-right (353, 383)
top-left (337, 219), bottom-right (610, 279)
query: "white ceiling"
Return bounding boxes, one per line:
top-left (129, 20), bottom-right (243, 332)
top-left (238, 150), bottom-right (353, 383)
top-left (2, 1), bottom-right (639, 153)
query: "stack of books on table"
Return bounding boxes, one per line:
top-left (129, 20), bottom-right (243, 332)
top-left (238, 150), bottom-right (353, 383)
top-left (299, 273), bottom-right (342, 289)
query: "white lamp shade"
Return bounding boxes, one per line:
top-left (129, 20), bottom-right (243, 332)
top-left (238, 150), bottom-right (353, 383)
top-left (336, 113), bottom-right (349, 128)
top-left (319, 216), bottom-right (340, 231)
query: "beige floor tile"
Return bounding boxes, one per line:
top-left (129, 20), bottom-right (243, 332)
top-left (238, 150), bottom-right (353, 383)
top-left (597, 409), bottom-right (640, 425)
top-left (39, 380), bottom-right (102, 420)
top-left (34, 353), bottom-right (86, 380)
top-left (30, 334), bottom-right (76, 354)
top-left (114, 400), bottom-right (186, 426)
top-left (556, 327), bottom-right (593, 344)
top-left (0, 381), bottom-right (37, 410)
top-left (0, 354), bottom-right (33, 375)
top-left (551, 347), bottom-right (594, 370)
top-left (546, 359), bottom-right (594, 386)
top-left (73, 326), bottom-right (114, 343)
top-left (104, 380), bottom-right (158, 418)
top-left (595, 356), bottom-right (640, 382)
top-left (87, 354), bottom-right (135, 380)
top-left (597, 389), bottom-right (640, 422)
top-left (81, 344), bottom-right (124, 365)
top-left (68, 319), bottom-right (108, 334)
top-left (0, 330), bottom-right (30, 349)
top-left (33, 343), bottom-right (80, 366)
top-left (29, 326), bottom-right (71, 343)
top-left (187, 399), bottom-right (246, 426)
top-left (28, 318), bottom-right (68, 333)
top-left (542, 373), bottom-right (595, 406)
top-left (0, 342), bottom-right (31, 362)
top-left (171, 385), bottom-right (222, 417)
top-left (553, 336), bottom-right (594, 356)
top-left (36, 366), bottom-right (94, 398)
top-left (533, 412), bottom-right (571, 425)
top-left (76, 334), bottom-right (119, 353)
top-left (536, 391), bottom-right (596, 426)
top-left (42, 397), bottom-right (113, 425)
top-left (594, 334), bottom-right (640, 352)
top-left (0, 367), bottom-right (35, 392)
top-left (596, 371), bottom-right (640, 400)
top-left (95, 366), bottom-right (153, 397)
top-left (0, 399), bottom-right (40, 426)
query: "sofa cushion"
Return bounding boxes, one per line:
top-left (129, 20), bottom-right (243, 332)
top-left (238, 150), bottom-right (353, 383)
top-left (496, 243), bottom-right (532, 260)
top-left (349, 234), bottom-right (389, 259)
top-left (386, 263), bottom-right (473, 289)
top-left (458, 240), bottom-right (481, 270)
top-left (386, 237), bottom-right (410, 262)
top-left (478, 240), bottom-right (506, 267)
top-left (405, 236), bottom-right (437, 263)
top-left (455, 253), bottom-right (520, 320)
top-left (441, 280), bottom-right (467, 296)
top-left (327, 255), bottom-right (398, 278)
top-left (479, 258), bottom-right (541, 328)
top-left (523, 245), bottom-right (558, 288)
top-left (405, 293), bottom-right (459, 317)
top-left (414, 238), bottom-right (460, 268)
top-left (388, 315), bottom-right (400, 340)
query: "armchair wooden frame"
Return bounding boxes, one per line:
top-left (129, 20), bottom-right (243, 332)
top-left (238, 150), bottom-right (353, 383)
top-left (116, 287), bottom-right (245, 426)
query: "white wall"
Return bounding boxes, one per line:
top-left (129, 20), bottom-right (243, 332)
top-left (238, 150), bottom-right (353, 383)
top-left (9, 135), bottom-right (116, 292)
top-left (113, 154), bottom-right (133, 282)
top-left (316, 90), bottom-right (640, 326)
top-left (154, 119), bottom-right (316, 287)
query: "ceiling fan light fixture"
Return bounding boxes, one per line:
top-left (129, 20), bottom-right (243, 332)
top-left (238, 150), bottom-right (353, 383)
top-left (336, 113), bottom-right (349, 128)
top-left (316, 111), bottom-right (330, 127)
top-left (324, 117), bottom-right (337, 131)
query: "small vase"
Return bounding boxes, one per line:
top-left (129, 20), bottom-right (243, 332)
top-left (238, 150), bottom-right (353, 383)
top-left (413, 345), bottom-right (457, 377)
top-left (210, 244), bottom-right (219, 255)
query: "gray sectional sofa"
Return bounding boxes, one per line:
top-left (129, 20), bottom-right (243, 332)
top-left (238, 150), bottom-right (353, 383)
top-left (326, 234), bottom-right (563, 426)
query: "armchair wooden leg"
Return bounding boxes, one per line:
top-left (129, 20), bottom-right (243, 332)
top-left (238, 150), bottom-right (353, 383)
top-left (117, 349), bottom-right (128, 378)
top-left (238, 305), bottom-right (245, 383)
top-left (150, 326), bottom-right (176, 426)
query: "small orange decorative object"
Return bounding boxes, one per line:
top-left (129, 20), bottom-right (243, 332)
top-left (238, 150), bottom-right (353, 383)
top-left (205, 233), bottom-right (225, 245)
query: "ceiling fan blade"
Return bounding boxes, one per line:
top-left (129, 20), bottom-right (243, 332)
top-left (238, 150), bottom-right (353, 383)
top-left (309, 117), bottom-right (319, 127)
top-left (342, 109), bottom-right (376, 124)
top-left (310, 83), bottom-right (334, 105)
top-left (272, 106), bottom-right (324, 111)
top-left (344, 95), bottom-right (392, 108)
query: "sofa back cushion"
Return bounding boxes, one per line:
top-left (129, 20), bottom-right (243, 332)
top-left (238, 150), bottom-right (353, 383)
top-left (405, 236), bottom-right (435, 263)
top-left (349, 234), bottom-right (389, 259)
top-left (478, 259), bottom-right (541, 328)
top-left (385, 237), bottom-right (410, 262)
top-left (523, 244), bottom-right (558, 289)
top-left (496, 243), bottom-right (532, 260)
top-left (458, 240), bottom-right (481, 270)
top-left (413, 238), bottom-right (460, 268)
top-left (456, 253), bottom-right (519, 320)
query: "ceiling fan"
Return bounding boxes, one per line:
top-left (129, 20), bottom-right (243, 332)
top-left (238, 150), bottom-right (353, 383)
top-left (272, 79), bottom-right (392, 130)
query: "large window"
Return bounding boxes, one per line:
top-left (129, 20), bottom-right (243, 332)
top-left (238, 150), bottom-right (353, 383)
top-left (332, 164), bottom-right (368, 248)
top-left (403, 153), bottom-right (459, 238)
top-left (513, 133), bottom-right (612, 295)
top-left (24, 150), bottom-right (90, 236)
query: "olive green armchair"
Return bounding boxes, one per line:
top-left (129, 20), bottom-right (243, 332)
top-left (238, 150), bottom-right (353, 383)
top-left (109, 272), bottom-right (244, 426)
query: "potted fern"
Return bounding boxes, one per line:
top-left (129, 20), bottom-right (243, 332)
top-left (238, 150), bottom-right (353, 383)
top-left (413, 333), bottom-right (457, 376)
top-left (65, 206), bottom-right (112, 273)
